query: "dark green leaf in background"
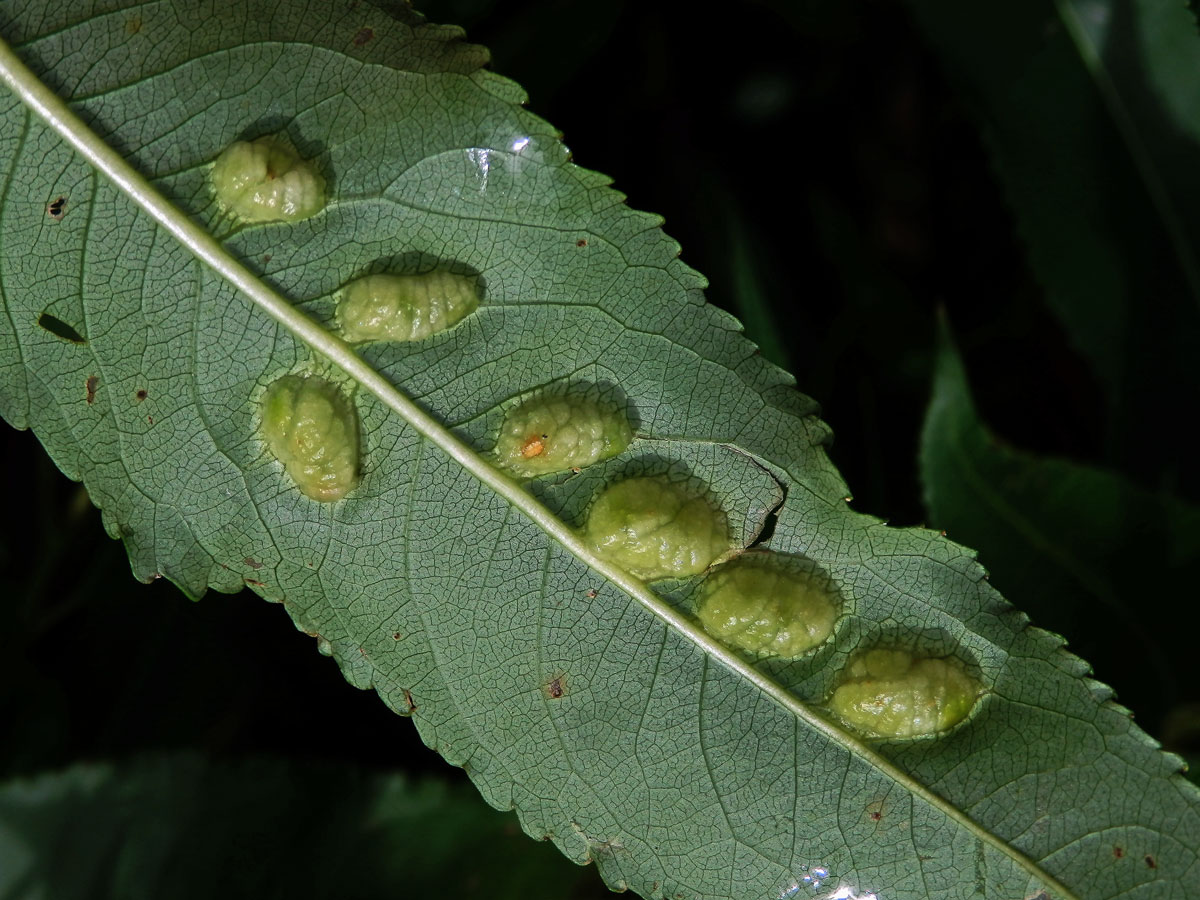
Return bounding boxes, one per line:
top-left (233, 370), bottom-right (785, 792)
top-left (907, 0), bottom-right (1200, 500)
top-left (0, 755), bottom-right (604, 900)
top-left (921, 319), bottom-right (1200, 737)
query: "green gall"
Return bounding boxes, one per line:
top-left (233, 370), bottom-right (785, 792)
top-left (584, 477), bottom-right (729, 581)
top-left (337, 272), bottom-right (479, 342)
top-left (494, 395), bottom-right (632, 477)
top-left (211, 138), bottom-right (325, 223)
top-left (260, 375), bottom-right (359, 501)
top-left (696, 555), bottom-right (838, 658)
top-left (829, 649), bottom-right (984, 739)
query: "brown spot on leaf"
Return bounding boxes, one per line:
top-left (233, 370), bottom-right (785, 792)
top-left (135, 388), bottom-right (148, 402)
top-left (352, 26), bottom-right (374, 45)
top-left (403, 688), bottom-right (417, 713)
top-left (146, 415), bottom-right (154, 424)
top-left (586, 588), bottom-right (598, 599)
top-left (1113, 846), bottom-right (1124, 858)
top-left (244, 557), bottom-right (263, 569)
top-left (391, 631), bottom-right (402, 641)
top-left (85, 375), bottom-right (99, 404)
top-left (576, 239), bottom-right (587, 247)
top-left (245, 578), bottom-right (265, 587)
top-left (544, 674), bottom-right (567, 699)
top-left (124, 17), bottom-right (142, 34)
top-left (47, 196), bottom-right (67, 220)
top-left (1145, 854), bottom-right (1157, 869)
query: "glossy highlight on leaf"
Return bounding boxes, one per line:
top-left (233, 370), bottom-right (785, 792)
top-left (583, 476), bottom-right (729, 580)
top-left (696, 554), bottom-right (839, 658)
top-left (493, 394), bottom-right (632, 477)
top-left (259, 374), bottom-right (359, 502)
top-left (336, 271), bottom-right (480, 342)
top-left (210, 137), bottom-right (325, 224)
top-left (828, 648), bottom-right (984, 740)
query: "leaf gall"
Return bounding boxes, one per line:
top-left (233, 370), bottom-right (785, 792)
top-left (260, 374), bottom-right (359, 502)
top-left (494, 395), bottom-right (632, 477)
top-left (336, 271), bottom-right (479, 342)
top-left (829, 648), bottom-right (984, 740)
top-left (584, 476), bottom-right (728, 580)
top-left (696, 554), bottom-right (839, 658)
top-left (211, 137), bottom-right (325, 224)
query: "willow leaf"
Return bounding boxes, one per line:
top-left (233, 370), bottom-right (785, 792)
top-left (0, 3), bottom-right (1195, 898)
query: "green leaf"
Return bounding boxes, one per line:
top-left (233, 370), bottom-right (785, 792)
top-left (0, 755), bottom-right (605, 899)
top-left (0, 3), bottom-right (1196, 898)
top-left (906, 0), bottom-right (1200, 492)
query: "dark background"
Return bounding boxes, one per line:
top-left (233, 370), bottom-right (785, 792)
top-left (2, 0), bottom-right (1196, 894)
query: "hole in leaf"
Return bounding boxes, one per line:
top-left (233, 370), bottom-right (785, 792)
top-left (37, 313), bottom-right (85, 343)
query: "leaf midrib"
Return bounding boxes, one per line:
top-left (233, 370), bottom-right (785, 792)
top-left (0, 33), bottom-right (1075, 898)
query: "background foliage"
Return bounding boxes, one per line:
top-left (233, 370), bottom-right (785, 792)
top-left (2, 0), bottom-right (1196, 896)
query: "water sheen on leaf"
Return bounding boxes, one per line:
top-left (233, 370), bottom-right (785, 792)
top-left (1, 3), bottom-right (1198, 899)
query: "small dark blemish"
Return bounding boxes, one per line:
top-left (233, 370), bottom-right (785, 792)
top-left (85, 375), bottom-right (99, 404)
top-left (586, 588), bottom-right (598, 599)
top-left (244, 557), bottom-right (263, 569)
top-left (391, 631), bottom-right (402, 641)
top-left (124, 17), bottom-right (142, 34)
top-left (545, 674), bottom-right (566, 699)
top-left (135, 388), bottom-right (148, 401)
top-left (1144, 854), bottom-right (1157, 869)
top-left (38, 313), bottom-right (85, 343)
top-left (576, 239), bottom-right (587, 247)
top-left (353, 26), bottom-right (374, 45)
top-left (47, 196), bottom-right (67, 220)
top-left (1113, 846), bottom-right (1124, 858)
top-left (262, 254), bottom-right (272, 264)
top-left (869, 810), bottom-right (881, 821)
top-left (146, 415), bottom-right (154, 424)
top-left (245, 578), bottom-right (265, 587)
top-left (403, 688), bottom-right (417, 713)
